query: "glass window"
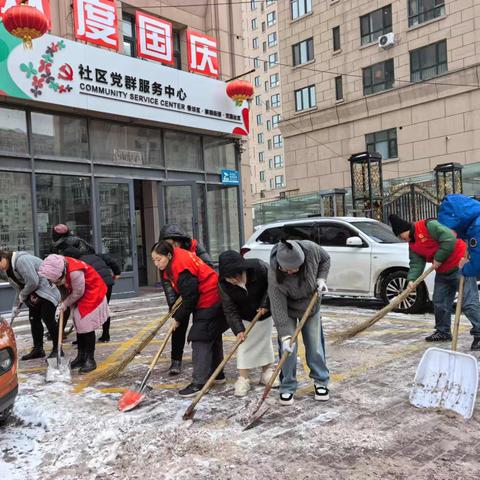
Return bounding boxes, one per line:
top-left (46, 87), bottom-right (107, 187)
top-left (274, 154), bottom-right (283, 168)
top-left (250, 0), bottom-right (256, 10)
top-left (270, 73), bottom-right (280, 87)
top-left (122, 13), bottom-right (136, 57)
top-left (98, 182), bottom-right (133, 272)
top-left (363, 59), bottom-right (394, 95)
top-left (164, 130), bottom-right (202, 170)
top-left (268, 32), bottom-right (278, 47)
top-left (291, 0), bottom-right (312, 19)
top-left (408, 0), bottom-right (445, 27)
top-left (269, 178), bottom-right (273, 189)
top-left (295, 85), bottom-right (316, 111)
top-left (335, 75), bottom-right (343, 101)
top-left (267, 11), bottom-right (276, 27)
top-left (251, 18), bottom-right (257, 30)
top-left (274, 175), bottom-right (285, 188)
top-left (265, 100), bottom-right (270, 110)
top-left (36, 174), bottom-right (93, 259)
top-left (258, 151), bottom-right (264, 162)
top-left (257, 133), bottom-right (264, 144)
top-left (268, 139), bottom-right (272, 150)
top-left (263, 41), bottom-right (267, 53)
top-left (318, 223), bottom-right (357, 247)
top-left (262, 21), bottom-right (266, 33)
top-left (264, 60), bottom-right (268, 72)
top-left (365, 128), bottom-right (398, 160)
top-left (410, 40), bottom-right (447, 82)
top-left (264, 81), bottom-right (269, 92)
top-left (273, 134), bottom-right (283, 148)
top-left (271, 93), bottom-right (281, 108)
top-left (351, 221), bottom-right (401, 243)
top-left (253, 56), bottom-right (261, 68)
top-left (90, 120), bottom-right (163, 167)
top-left (266, 0), bottom-right (275, 6)
top-left (333, 26), bottom-right (341, 51)
top-left (252, 37), bottom-right (259, 49)
top-left (360, 5), bottom-right (392, 45)
top-left (255, 95), bottom-right (262, 105)
top-left (266, 120), bottom-right (271, 131)
top-left (256, 114), bottom-right (263, 125)
top-left (272, 114), bottom-right (280, 128)
top-left (31, 112), bottom-right (88, 159)
top-left (269, 158), bottom-right (273, 169)
top-left (0, 107), bottom-right (28, 154)
top-left (257, 223), bottom-right (316, 244)
top-left (292, 38), bottom-right (314, 66)
top-left (268, 53), bottom-right (278, 67)
top-left (259, 170), bottom-right (265, 181)
top-left (0, 172), bottom-right (33, 253)
top-left (173, 31), bottom-right (182, 70)
top-left (204, 137), bottom-right (236, 171)
top-left (254, 76), bottom-right (261, 87)
top-left (206, 185), bottom-right (240, 259)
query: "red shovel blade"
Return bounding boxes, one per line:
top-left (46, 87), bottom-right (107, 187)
top-left (118, 389), bottom-right (145, 412)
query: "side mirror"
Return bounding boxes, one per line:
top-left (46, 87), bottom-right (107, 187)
top-left (346, 236), bottom-right (364, 246)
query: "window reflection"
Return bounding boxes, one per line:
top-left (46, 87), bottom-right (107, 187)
top-left (0, 107), bottom-right (28, 154)
top-left (204, 138), bottom-right (236, 171)
top-left (164, 130), bottom-right (202, 170)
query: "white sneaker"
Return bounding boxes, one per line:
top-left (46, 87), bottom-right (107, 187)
top-left (234, 376), bottom-right (250, 397)
top-left (260, 368), bottom-right (280, 388)
top-left (314, 384), bottom-right (329, 401)
top-left (279, 393), bottom-right (294, 405)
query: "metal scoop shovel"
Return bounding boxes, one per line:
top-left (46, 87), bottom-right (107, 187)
top-left (410, 277), bottom-right (479, 419)
top-left (46, 311), bottom-right (71, 383)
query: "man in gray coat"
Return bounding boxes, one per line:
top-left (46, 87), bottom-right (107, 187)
top-left (268, 239), bottom-right (330, 405)
top-left (0, 250), bottom-right (61, 359)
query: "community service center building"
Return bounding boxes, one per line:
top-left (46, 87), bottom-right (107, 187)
top-left (0, 0), bottom-right (248, 310)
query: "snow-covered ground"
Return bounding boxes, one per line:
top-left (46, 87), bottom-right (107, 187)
top-left (2, 293), bottom-right (480, 479)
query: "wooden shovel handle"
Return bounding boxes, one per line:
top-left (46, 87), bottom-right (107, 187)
top-left (57, 310), bottom-right (64, 366)
top-left (183, 309), bottom-right (265, 418)
top-left (452, 276), bottom-right (465, 352)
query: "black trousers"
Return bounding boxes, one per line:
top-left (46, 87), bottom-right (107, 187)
top-left (77, 331), bottom-right (96, 353)
top-left (171, 318), bottom-right (189, 361)
top-left (101, 285), bottom-right (113, 335)
top-left (192, 335), bottom-right (224, 385)
top-left (29, 299), bottom-right (58, 349)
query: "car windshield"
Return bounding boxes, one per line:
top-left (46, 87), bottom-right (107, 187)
top-left (351, 221), bottom-right (401, 243)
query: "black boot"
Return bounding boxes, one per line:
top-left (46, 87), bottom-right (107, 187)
top-left (70, 350), bottom-right (87, 369)
top-left (47, 348), bottom-right (65, 359)
top-left (169, 360), bottom-right (182, 376)
top-left (79, 352), bottom-right (97, 374)
top-left (21, 346), bottom-right (45, 360)
top-left (471, 337), bottom-right (480, 351)
top-left (98, 333), bottom-right (110, 343)
top-left (98, 318), bottom-right (110, 342)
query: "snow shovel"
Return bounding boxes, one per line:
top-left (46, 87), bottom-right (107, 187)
top-left (46, 310), bottom-right (71, 383)
top-left (410, 276), bottom-right (479, 419)
top-left (183, 309), bottom-right (264, 421)
top-left (244, 292), bottom-right (319, 431)
top-left (118, 322), bottom-right (175, 412)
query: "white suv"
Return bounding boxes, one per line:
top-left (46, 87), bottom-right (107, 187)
top-left (242, 217), bottom-right (434, 313)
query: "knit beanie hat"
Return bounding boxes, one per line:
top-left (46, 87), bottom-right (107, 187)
top-left (276, 240), bottom-right (305, 270)
top-left (219, 250), bottom-right (248, 279)
top-left (39, 254), bottom-right (66, 282)
top-left (52, 223), bottom-right (71, 242)
top-left (389, 214), bottom-right (412, 236)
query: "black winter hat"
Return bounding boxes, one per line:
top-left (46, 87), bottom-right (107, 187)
top-left (218, 250), bottom-right (249, 279)
top-left (389, 214), bottom-right (412, 236)
top-left (158, 224), bottom-right (190, 242)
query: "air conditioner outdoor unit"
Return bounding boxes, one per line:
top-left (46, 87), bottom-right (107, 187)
top-left (378, 32), bottom-right (395, 49)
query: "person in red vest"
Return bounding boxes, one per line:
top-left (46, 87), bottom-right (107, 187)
top-left (389, 214), bottom-right (480, 350)
top-left (39, 254), bottom-right (109, 372)
top-left (151, 241), bottom-right (226, 397)
top-left (158, 224), bottom-right (214, 376)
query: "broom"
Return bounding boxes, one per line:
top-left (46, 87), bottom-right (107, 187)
top-left (333, 266), bottom-right (435, 343)
top-left (79, 298), bottom-right (182, 386)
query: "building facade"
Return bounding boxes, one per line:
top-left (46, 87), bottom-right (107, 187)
top-left (243, 0), bottom-right (286, 207)
top-left (0, 0), bottom-right (250, 310)
top-left (270, 0), bottom-right (480, 224)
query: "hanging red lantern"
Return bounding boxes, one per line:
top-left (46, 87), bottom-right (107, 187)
top-left (3, 2), bottom-right (49, 49)
top-left (226, 80), bottom-right (254, 106)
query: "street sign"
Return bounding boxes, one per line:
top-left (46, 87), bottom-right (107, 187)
top-left (221, 169), bottom-right (240, 185)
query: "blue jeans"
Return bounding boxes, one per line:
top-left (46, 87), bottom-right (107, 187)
top-left (432, 270), bottom-right (480, 336)
top-left (279, 309), bottom-right (329, 395)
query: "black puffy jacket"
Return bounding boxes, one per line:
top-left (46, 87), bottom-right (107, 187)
top-left (51, 234), bottom-right (95, 256)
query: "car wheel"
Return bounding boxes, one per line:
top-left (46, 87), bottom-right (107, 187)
top-left (380, 270), bottom-right (427, 314)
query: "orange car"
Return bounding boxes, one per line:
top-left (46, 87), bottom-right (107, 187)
top-left (0, 316), bottom-right (18, 425)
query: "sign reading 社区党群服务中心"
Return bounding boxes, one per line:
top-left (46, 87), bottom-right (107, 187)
top-left (0, 24), bottom-right (249, 136)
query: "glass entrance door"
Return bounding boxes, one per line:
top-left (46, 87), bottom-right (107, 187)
top-left (160, 181), bottom-right (200, 242)
top-left (95, 178), bottom-right (138, 297)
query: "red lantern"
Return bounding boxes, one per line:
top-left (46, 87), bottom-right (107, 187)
top-left (3, 2), bottom-right (49, 49)
top-left (226, 80), bottom-right (254, 107)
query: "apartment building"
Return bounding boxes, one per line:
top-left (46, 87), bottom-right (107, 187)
top-left (243, 0), bottom-right (286, 204)
top-left (272, 0), bottom-right (480, 220)
top-left (0, 0), bottom-right (249, 309)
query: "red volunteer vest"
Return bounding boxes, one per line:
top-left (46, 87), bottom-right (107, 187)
top-left (65, 257), bottom-right (107, 318)
top-left (163, 247), bottom-right (219, 309)
top-left (409, 220), bottom-right (466, 273)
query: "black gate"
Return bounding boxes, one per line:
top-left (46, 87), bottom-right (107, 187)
top-left (383, 184), bottom-right (439, 223)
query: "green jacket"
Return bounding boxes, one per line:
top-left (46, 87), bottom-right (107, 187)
top-left (407, 220), bottom-right (458, 282)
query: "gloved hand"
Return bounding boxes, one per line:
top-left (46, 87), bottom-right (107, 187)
top-left (317, 278), bottom-right (328, 294)
top-left (281, 336), bottom-right (294, 354)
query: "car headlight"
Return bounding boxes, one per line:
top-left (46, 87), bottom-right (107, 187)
top-left (0, 348), bottom-right (13, 374)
